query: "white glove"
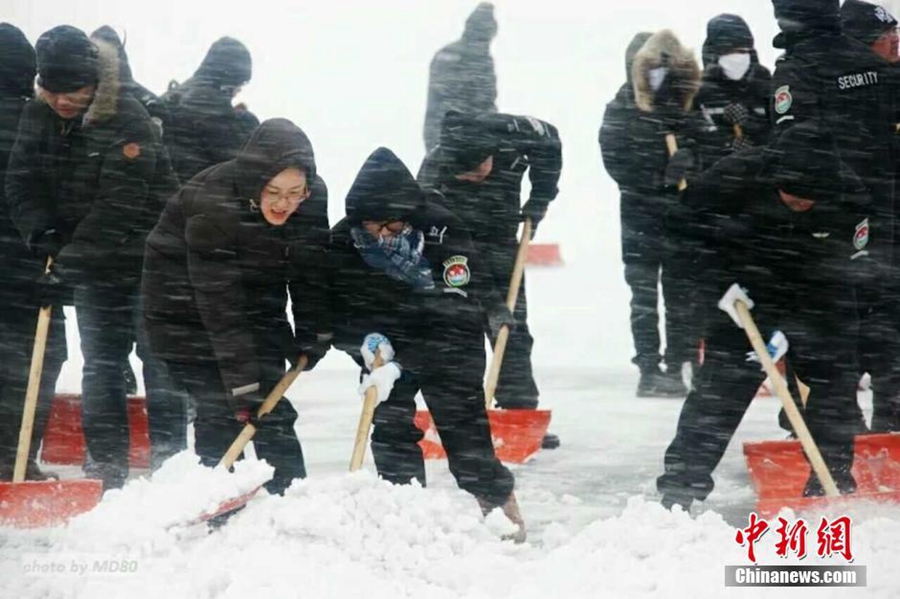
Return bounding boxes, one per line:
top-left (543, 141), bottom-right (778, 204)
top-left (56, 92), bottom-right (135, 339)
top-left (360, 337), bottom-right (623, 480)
top-left (746, 330), bottom-right (789, 369)
top-left (360, 333), bottom-right (395, 371)
top-left (357, 362), bottom-right (402, 404)
top-left (717, 283), bottom-right (754, 328)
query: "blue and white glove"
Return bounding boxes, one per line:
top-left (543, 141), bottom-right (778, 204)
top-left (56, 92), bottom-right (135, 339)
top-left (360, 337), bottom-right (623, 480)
top-left (746, 330), bottom-right (789, 369)
top-left (718, 283), bottom-right (754, 328)
top-left (360, 333), bottom-right (395, 372)
top-left (358, 362), bottom-right (402, 404)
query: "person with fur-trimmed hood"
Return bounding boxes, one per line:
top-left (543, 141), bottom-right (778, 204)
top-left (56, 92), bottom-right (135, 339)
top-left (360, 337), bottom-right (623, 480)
top-left (423, 2), bottom-right (498, 151)
top-left (0, 23), bottom-right (66, 481)
top-left (695, 14), bottom-right (772, 157)
top-left (599, 30), bottom-right (707, 398)
top-left (5, 25), bottom-right (179, 490)
top-left (143, 118), bottom-right (330, 495)
top-left (329, 147), bottom-right (525, 541)
top-left (163, 37), bottom-right (260, 184)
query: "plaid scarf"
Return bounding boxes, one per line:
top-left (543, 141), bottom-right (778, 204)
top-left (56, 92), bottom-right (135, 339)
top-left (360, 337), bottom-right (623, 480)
top-left (351, 225), bottom-right (435, 290)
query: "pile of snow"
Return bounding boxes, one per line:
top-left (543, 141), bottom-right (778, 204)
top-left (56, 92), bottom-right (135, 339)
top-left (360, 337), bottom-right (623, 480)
top-left (4, 467), bottom-right (900, 598)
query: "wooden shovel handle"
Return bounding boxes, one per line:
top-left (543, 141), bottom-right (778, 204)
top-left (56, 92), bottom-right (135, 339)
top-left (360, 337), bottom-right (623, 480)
top-left (665, 134), bottom-right (687, 192)
top-left (735, 301), bottom-right (840, 497)
top-left (14, 258), bottom-right (53, 483)
top-left (349, 351), bottom-right (385, 472)
top-left (218, 356), bottom-right (308, 469)
top-left (484, 218), bottom-right (533, 409)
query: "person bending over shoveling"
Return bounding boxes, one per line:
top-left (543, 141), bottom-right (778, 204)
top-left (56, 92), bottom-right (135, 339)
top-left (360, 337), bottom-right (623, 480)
top-left (329, 147), bottom-right (525, 541)
top-left (142, 118), bottom-right (332, 495)
top-left (657, 123), bottom-right (874, 511)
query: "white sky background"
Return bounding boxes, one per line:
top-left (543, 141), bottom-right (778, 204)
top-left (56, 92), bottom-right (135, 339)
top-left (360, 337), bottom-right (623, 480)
top-left (7, 0), bottom-right (895, 371)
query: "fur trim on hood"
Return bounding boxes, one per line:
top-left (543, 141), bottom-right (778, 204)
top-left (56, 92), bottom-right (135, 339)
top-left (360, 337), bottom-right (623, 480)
top-left (35, 37), bottom-right (120, 126)
top-left (632, 29), bottom-right (700, 113)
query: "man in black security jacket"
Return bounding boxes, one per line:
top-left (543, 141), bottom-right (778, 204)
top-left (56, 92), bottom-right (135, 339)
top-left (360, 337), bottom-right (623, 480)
top-left (771, 0), bottom-right (900, 434)
top-left (143, 118), bottom-right (331, 495)
top-left (0, 24), bottom-right (66, 481)
top-left (417, 110), bottom-right (561, 448)
top-left (5, 26), bottom-right (179, 489)
top-left (330, 147), bottom-right (525, 540)
top-left (695, 14), bottom-right (772, 157)
top-left (658, 123), bottom-right (873, 511)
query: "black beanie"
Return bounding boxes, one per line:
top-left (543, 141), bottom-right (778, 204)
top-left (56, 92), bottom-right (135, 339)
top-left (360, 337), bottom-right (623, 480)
top-left (464, 3), bottom-right (497, 43)
top-left (345, 148), bottom-right (423, 223)
top-left (772, 0), bottom-right (841, 48)
top-left (0, 23), bottom-right (36, 98)
top-left (769, 122), bottom-right (843, 202)
top-left (842, 0), bottom-right (898, 47)
top-left (702, 14), bottom-right (754, 68)
top-left (195, 37), bottom-right (252, 89)
top-left (35, 25), bottom-right (98, 93)
top-left (439, 111), bottom-right (497, 174)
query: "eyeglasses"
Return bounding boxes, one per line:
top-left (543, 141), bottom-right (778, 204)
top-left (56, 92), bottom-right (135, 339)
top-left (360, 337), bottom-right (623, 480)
top-left (263, 187), bottom-right (308, 204)
top-left (363, 219), bottom-right (407, 236)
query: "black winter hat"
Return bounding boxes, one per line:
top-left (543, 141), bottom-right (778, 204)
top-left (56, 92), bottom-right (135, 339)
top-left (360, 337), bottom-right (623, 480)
top-left (35, 25), bottom-right (98, 93)
top-left (236, 118), bottom-right (317, 200)
top-left (195, 37), bottom-right (252, 89)
top-left (439, 111), bottom-right (497, 174)
top-left (0, 23), bottom-right (36, 98)
top-left (772, 0), bottom-right (841, 47)
top-left (769, 122), bottom-right (843, 202)
top-left (463, 3), bottom-right (497, 43)
top-left (842, 0), bottom-right (898, 47)
top-left (345, 148), bottom-right (424, 223)
top-left (702, 14), bottom-right (754, 68)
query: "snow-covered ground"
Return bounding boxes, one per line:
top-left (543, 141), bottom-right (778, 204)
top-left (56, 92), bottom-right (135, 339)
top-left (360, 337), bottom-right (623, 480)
top-left (5, 1), bottom-right (900, 596)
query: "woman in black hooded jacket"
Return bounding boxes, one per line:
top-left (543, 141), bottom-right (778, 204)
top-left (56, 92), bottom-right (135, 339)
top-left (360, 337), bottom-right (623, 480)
top-left (142, 118), bottom-right (330, 494)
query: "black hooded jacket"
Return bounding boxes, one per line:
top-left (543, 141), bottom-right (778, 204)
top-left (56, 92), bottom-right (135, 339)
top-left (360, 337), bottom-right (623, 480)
top-left (329, 148), bottom-right (501, 373)
top-left (142, 118), bottom-right (330, 401)
top-left (770, 0), bottom-right (897, 269)
top-left (694, 15), bottom-right (772, 155)
top-left (5, 35), bottom-right (178, 287)
top-left (163, 37), bottom-right (260, 184)
top-left (417, 111), bottom-right (561, 243)
top-left (423, 3), bottom-right (498, 151)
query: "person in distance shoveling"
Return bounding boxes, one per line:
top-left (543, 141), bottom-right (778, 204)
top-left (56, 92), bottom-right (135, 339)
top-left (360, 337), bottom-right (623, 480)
top-left (142, 118), bottom-right (332, 495)
top-left (329, 147), bottom-right (525, 540)
top-left (657, 122), bottom-right (874, 511)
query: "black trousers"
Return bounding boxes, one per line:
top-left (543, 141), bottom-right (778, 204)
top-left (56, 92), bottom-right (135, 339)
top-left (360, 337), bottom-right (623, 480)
top-left (657, 316), bottom-right (863, 502)
top-left (75, 283), bottom-right (186, 487)
top-left (482, 239), bottom-right (539, 409)
top-left (622, 221), bottom-right (695, 373)
top-left (166, 361), bottom-right (305, 495)
top-left (370, 338), bottom-right (515, 507)
top-left (0, 307), bottom-right (66, 477)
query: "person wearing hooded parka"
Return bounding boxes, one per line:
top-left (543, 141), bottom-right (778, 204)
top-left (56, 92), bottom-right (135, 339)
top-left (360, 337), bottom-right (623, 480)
top-left (142, 118), bottom-right (331, 495)
top-left (328, 147), bottom-right (524, 540)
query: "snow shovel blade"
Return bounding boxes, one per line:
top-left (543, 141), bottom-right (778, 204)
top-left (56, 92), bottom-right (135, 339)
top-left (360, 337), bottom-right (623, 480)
top-left (744, 433), bottom-right (900, 516)
top-left (415, 408), bottom-right (552, 463)
top-left (0, 479), bottom-right (103, 528)
top-left (756, 491), bottom-right (900, 519)
top-left (172, 486), bottom-right (263, 529)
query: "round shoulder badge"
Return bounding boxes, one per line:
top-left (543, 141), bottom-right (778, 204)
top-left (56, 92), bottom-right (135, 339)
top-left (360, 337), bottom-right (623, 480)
top-left (854, 218), bottom-right (870, 251)
top-left (442, 255), bottom-right (471, 288)
top-left (774, 85), bottom-right (792, 115)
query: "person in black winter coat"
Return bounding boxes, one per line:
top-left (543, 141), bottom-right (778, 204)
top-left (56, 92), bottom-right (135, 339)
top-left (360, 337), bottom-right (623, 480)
top-left (143, 118), bottom-right (330, 495)
top-left (0, 23), bottom-right (66, 481)
top-left (417, 111), bottom-right (561, 447)
top-left (5, 26), bottom-right (180, 489)
top-left (329, 147), bottom-right (524, 540)
top-left (695, 14), bottom-right (772, 157)
top-left (658, 122), bottom-right (873, 511)
top-left (163, 37), bottom-right (259, 184)
top-left (423, 2), bottom-right (498, 151)
top-left (770, 0), bottom-right (900, 434)
top-left (599, 30), bottom-right (706, 398)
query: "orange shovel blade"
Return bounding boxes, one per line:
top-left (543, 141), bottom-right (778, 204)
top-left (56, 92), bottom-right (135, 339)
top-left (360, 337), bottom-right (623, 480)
top-left (756, 490), bottom-right (900, 519)
top-left (415, 409), bottom-right (552, 463)
top-left (0, 479), bottom-right (103, 528)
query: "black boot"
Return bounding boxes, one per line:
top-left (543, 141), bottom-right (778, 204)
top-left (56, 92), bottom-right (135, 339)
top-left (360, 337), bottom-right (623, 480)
top-left (637, 366), bottom-right (686, 398)
top-left (541, 433), bottom-right (560, 449)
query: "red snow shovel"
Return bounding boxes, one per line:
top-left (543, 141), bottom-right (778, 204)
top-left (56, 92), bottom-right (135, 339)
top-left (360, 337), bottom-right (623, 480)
top-left (415, 218), bottom-right (552, 464)
top-left (736, 301), bottom-right (900, 517)
top-left (0, 259), bottom-right (103, 528)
